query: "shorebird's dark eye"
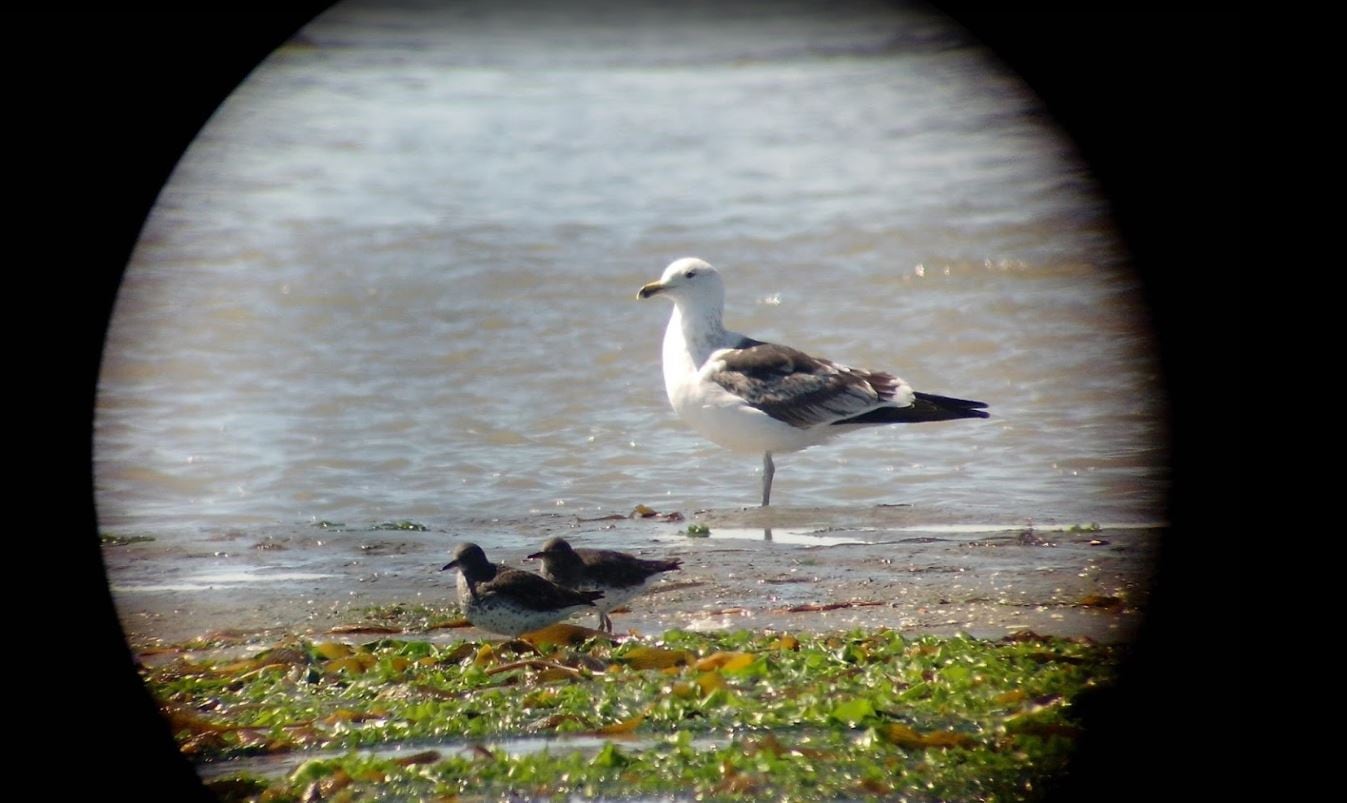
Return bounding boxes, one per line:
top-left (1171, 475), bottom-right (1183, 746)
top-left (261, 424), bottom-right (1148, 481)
top-left (684, 270), bottom-right (696, 278)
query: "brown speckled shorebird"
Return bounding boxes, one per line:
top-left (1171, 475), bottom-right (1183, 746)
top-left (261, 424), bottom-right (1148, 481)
top-left (527, 537), bottom-right (682, 633)
top-left (442, 542), bottom-right (604, 637)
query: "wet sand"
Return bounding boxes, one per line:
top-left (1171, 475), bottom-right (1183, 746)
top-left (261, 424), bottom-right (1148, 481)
top-left (105, 505), bottom-right (1159, 649)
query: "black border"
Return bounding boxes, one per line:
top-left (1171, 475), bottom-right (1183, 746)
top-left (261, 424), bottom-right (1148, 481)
top-left (40, 6), bottom-right (1238, 799)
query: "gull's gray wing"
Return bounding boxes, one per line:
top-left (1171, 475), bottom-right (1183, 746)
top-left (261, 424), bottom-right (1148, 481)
top-left (706, 340), bottom-right (908, 428)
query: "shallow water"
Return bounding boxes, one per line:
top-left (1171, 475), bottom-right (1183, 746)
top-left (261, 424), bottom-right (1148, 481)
top-left (94, 1), bottom-right (1165, 636)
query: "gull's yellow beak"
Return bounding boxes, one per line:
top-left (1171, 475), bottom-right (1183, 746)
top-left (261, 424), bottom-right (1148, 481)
top-left (637, 280), bottom-right (665, 300)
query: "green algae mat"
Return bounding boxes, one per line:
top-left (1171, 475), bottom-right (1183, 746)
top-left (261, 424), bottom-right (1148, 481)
top-left (145, 627), bottom-right (1117, 800)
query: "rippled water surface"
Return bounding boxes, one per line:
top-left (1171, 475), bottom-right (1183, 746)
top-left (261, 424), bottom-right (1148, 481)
top-left (95, 1), bottom-right (1165, 548)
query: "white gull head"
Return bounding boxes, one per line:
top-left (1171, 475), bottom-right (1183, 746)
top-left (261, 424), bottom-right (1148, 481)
top-left (637, 257), bottom-right (725, 316)
top-left (637, 257), bottom-right (735, 377)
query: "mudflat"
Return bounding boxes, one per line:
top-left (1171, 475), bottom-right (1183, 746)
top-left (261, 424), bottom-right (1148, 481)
top-left (104, 505), bottom-right (1159, 649)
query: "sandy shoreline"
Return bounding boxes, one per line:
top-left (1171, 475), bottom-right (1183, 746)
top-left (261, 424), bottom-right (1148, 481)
top-left (103, 506), bottom-right (1160, 649)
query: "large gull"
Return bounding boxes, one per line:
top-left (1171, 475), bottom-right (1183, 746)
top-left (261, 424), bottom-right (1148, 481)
top-left (637, 257), bottom-right (989, 506)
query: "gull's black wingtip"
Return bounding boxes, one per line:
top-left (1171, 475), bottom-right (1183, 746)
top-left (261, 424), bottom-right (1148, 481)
top-left (836, 391), bottom-right (990, 425)
top-left (914, 391), bottom-right (988, 410)
top-left (913, 391), bottom-right (990, 420)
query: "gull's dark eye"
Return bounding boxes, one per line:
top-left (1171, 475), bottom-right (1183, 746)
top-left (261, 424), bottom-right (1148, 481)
top-left (684, 270), bottom-right (696, 278)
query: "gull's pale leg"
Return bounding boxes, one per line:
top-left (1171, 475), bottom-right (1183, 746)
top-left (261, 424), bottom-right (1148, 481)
top-left (762, 451), bottom-right (775, 507)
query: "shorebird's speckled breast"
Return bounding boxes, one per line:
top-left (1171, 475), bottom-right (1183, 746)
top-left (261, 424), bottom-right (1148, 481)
top-left (456, 572), bottom-right (591, 637)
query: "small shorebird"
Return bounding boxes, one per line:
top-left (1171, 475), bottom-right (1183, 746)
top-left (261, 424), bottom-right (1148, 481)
top-left (528, 537), bottom-right (682, 633)
top-left (638, 257), bottom-right (989, 506)
top-left (442, 542), bottom-right (604, 637)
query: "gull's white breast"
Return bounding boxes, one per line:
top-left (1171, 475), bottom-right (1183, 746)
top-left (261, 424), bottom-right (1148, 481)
top-left (662, 327), bottom-right (834, 455)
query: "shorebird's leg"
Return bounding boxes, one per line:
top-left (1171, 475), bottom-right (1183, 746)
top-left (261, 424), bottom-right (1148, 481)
top-left (762, 451), bottom-right (775, 507)
top-left (600, 612), bottom-right (613, 633)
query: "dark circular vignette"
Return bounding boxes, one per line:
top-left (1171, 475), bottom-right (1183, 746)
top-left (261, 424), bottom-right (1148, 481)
top-left (48, 10), bottom-right (331, 802)
top-left (942, 12), bottom-right (1241, 802)
top-left (46, 7), bottom-right (1238, 801)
